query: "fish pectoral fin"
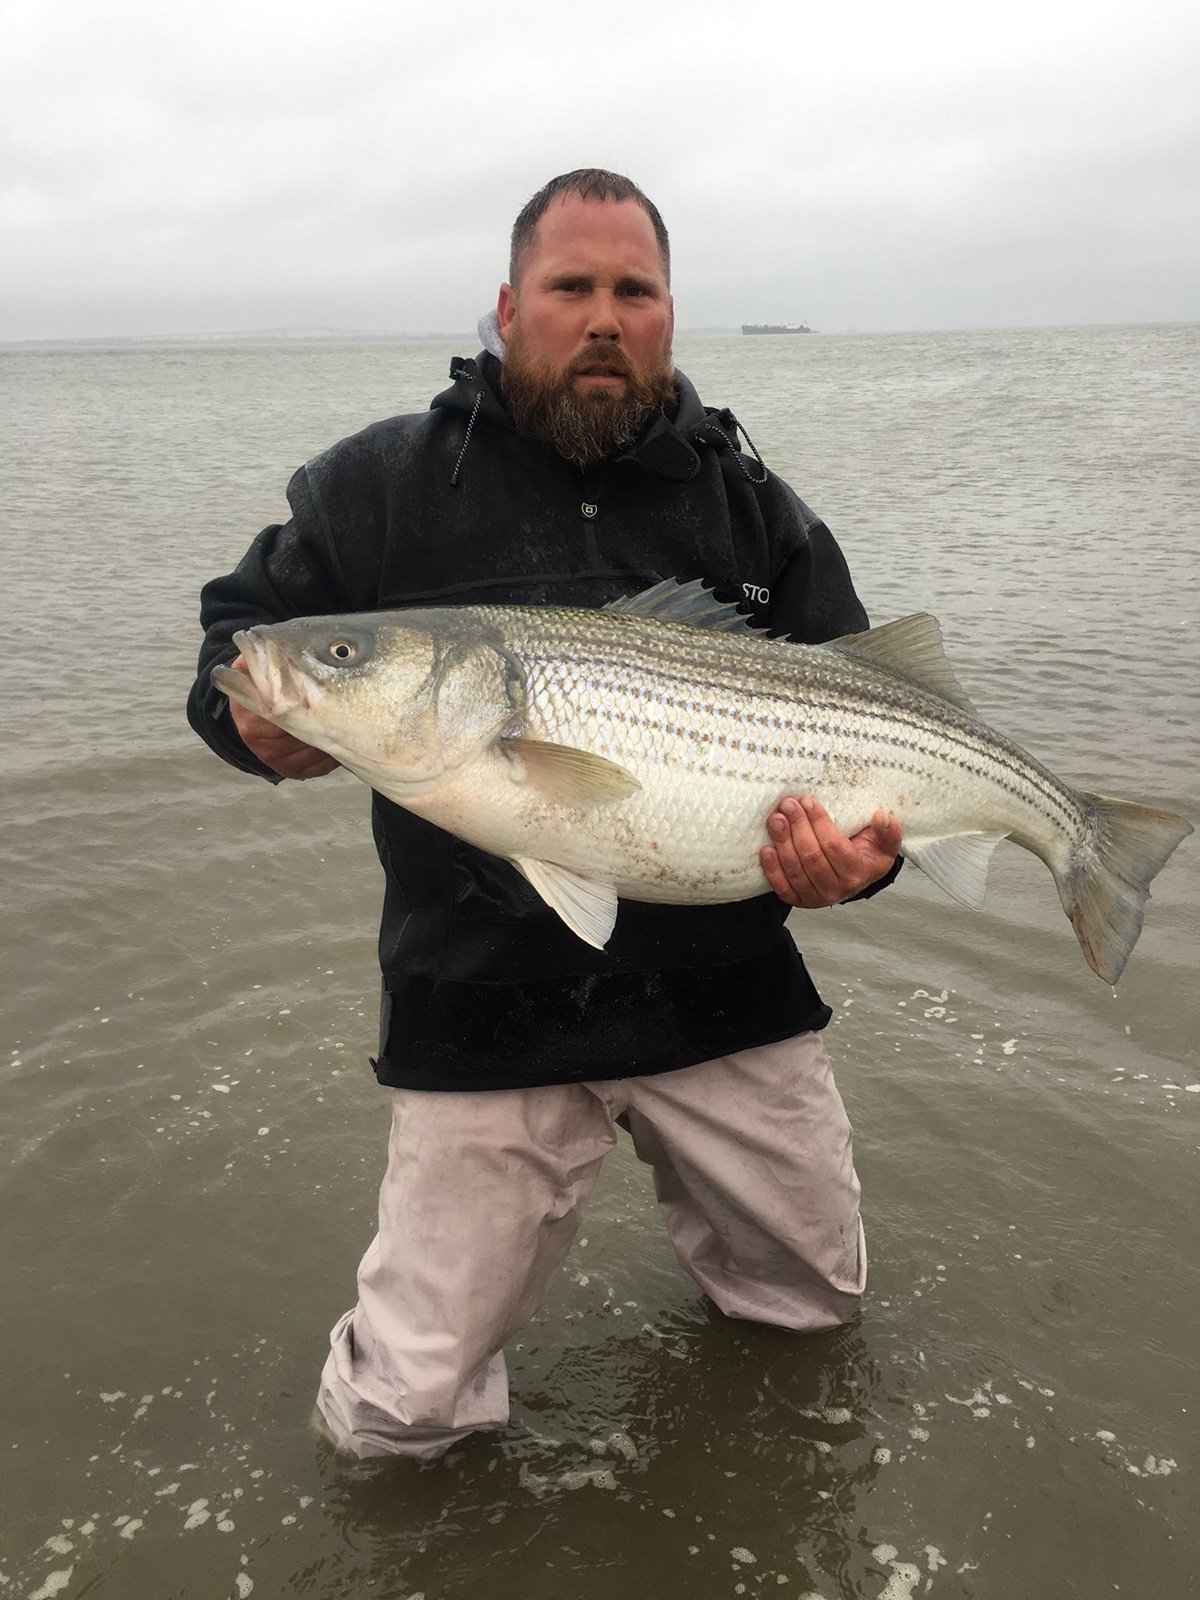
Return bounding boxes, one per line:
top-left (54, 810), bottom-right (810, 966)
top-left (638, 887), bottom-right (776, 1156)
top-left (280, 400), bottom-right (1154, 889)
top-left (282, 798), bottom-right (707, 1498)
top-left (903, 833), bottom-right (1007, 909)
top-left (820, 615), bottom-right (979, 715)
top-left (514, 858), bottom-right (619, 949)
top-left (505, 738), bottom-right (641, 804)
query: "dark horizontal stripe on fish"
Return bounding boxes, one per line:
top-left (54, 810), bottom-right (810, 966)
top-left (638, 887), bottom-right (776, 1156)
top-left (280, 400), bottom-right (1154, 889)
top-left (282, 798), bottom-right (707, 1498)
top-left (517, 650), bottom-right (1083, 834)
top-left (588, 706), bottom-right (1081, 824)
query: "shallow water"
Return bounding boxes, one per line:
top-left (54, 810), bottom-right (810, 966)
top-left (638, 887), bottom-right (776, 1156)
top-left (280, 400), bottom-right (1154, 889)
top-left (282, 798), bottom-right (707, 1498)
top-left (2, 324), bottom-right (1197, 1598)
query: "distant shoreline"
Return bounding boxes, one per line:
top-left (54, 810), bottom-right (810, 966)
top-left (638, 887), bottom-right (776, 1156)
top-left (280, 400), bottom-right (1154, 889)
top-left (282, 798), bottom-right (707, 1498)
top-left (0, 326), bottom-right (751, 349)
top-left (2, 319), bottom-right (1194, 350)
top-left (0, 329), bottom-right (481, 349)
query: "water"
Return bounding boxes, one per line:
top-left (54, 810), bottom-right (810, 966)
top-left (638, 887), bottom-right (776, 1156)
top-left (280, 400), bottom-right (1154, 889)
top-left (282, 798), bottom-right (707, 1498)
top-left (2, 325), bottom-right (1197, 1598)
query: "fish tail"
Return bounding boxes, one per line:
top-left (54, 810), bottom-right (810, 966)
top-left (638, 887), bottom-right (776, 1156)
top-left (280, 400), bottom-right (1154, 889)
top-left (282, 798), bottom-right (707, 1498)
top-left (1055, 793), bottom-right (1192, 984)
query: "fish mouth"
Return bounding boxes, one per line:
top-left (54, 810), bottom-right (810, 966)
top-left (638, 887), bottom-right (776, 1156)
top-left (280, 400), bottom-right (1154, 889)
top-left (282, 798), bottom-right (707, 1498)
top-left (210, 629), bottom-right (311, 721)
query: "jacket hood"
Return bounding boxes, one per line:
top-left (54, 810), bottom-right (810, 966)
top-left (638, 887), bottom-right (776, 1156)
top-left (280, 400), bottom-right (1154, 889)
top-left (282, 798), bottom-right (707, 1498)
top-left (430, 345), bottom-right (766, 488)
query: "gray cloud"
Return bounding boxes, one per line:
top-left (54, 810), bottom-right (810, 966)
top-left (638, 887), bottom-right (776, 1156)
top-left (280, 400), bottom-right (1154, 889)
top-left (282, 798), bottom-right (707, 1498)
top-left (3, 0), bottom-right (1197, 338)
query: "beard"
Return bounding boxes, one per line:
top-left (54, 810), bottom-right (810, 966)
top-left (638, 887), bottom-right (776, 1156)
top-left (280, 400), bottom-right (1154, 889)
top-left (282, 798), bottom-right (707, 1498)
top-left (501, 329), bottom-right (677, 467)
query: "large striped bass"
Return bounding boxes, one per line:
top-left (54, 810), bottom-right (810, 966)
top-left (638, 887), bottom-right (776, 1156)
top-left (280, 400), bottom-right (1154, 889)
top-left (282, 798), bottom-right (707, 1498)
top-left (212, 579), bottom-right (1191, 984)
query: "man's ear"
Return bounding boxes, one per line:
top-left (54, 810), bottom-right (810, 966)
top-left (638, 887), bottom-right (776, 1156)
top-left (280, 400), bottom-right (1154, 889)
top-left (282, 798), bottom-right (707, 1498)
top-left (496, 282), bottom-right (517, 344)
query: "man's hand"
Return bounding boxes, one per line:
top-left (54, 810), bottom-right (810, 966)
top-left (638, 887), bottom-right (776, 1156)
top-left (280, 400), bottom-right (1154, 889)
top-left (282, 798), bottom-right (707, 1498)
top-left (226, 656), bottom-right (340, 780)
top-left (760, 795), bottom-right (902, 908)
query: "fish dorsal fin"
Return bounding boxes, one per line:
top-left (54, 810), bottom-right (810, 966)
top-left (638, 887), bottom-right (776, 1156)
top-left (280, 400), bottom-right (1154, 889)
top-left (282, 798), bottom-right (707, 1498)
top-left (505, 737), bottom-right (641, 804)
top-left (604, 577), bottom-right (756, 633)
top-left (821, 614), bottom-right (979, 714)
top-left (903, 833), bottom-right (1008, 909)
top-left (514, 858), bottom-right (619, 949)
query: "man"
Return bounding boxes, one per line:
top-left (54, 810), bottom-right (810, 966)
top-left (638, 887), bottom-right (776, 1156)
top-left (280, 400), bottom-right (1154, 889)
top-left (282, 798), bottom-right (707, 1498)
top-left (187, 170), bottom-right (902, 1461)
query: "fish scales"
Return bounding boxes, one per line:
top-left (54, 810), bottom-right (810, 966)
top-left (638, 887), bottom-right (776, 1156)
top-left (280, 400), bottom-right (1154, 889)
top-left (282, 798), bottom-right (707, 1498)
top-left (508, 612), bottom-right (1083, 847)
top-left (489, 611), bottom-right (1070, 839)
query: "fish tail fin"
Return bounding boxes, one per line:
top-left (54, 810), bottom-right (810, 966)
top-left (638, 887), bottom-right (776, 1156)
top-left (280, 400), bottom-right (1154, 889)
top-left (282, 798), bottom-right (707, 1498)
top-left (1054, 794), bottom-right (1191, 984)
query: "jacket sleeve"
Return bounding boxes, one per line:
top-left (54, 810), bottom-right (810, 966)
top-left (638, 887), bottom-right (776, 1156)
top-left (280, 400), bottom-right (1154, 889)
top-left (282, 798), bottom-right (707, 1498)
top-left (185, 460), bottom-right (354, 779)
top-left (761, 482), bottom-right (869, 646)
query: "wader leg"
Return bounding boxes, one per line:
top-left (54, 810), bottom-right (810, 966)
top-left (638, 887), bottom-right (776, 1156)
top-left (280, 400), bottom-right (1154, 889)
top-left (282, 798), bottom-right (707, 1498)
top-left (317, 1082), bottom-right (615, 1459)
top-left (622, 1033), bottom-right (866, 1331)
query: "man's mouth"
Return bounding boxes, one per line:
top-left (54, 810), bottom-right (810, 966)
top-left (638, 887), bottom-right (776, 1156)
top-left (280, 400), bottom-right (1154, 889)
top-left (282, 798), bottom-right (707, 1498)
top-left (571, 348), bottom-right (632, 380)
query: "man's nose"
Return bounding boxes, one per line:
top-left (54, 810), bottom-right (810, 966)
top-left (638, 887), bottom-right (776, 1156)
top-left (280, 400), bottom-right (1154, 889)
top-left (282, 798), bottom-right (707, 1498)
top-left (585, 292), bottom-right (621, 341)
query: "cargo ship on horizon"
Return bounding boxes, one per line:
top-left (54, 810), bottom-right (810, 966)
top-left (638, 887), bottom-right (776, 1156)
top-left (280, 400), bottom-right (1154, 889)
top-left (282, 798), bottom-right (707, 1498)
top-left (741, 322), bottom-right (811, 334)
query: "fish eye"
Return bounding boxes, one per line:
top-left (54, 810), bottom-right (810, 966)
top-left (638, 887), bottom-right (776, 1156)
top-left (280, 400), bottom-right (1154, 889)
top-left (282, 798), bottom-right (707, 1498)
top-left (329, 638), bottom-right (357, 663)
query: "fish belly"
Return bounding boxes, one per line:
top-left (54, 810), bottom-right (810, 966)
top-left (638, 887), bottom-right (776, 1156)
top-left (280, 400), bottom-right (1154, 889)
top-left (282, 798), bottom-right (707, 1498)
top-left (404, 744), bottom-right (909, 906)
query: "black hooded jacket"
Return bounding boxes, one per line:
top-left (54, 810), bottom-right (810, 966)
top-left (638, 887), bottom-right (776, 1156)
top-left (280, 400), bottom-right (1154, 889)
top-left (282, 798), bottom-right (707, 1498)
top-left (187, 352), bottom-right (896, 1090)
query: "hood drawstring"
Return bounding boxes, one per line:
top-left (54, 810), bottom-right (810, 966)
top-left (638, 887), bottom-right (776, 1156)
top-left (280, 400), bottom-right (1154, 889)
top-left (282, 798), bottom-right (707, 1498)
top-left (450, 382), bottom-right (483, 488)
top-left (694, 411), bottom-right (769, 485)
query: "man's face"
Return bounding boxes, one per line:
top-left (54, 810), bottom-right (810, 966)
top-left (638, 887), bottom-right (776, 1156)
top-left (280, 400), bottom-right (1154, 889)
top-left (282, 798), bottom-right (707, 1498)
top-left (495, 194), bottom-right (676, 464)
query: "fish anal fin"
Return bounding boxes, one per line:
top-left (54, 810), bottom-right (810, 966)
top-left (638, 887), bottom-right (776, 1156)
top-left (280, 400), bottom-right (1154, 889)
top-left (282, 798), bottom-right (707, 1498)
top-left (904, 832), bottom-right (1007, 909)
top-left (514, 858), bottom-right (619, 949)
top-left (505, 738), bottom-right (640, 805)
top-left (822, 615), bottom-right (978, 714)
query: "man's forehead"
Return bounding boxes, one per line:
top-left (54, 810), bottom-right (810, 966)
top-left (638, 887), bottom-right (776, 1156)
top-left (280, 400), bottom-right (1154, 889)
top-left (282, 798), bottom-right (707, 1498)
top-left (526, 194), bottom-right (666, 275)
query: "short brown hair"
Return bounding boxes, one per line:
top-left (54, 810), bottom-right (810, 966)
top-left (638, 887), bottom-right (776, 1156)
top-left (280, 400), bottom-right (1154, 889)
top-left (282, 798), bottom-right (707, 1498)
top-left (509, 169), bottom-right (671, 286)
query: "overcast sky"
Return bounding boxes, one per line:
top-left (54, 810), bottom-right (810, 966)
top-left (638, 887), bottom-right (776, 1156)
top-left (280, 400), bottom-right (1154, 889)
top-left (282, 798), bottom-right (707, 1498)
top-left (3, 0), bottom-right (1198, 340)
